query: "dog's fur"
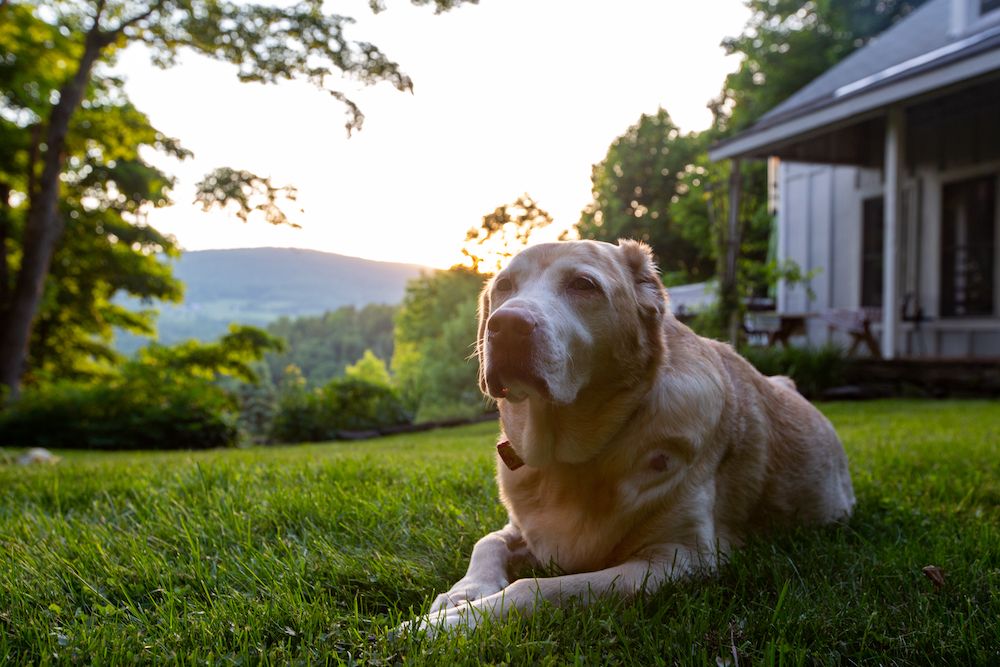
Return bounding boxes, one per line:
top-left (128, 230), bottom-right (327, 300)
top-left (408, 239), bottom-right (854, 632)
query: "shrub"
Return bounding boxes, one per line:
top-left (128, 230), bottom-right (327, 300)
top-left (0, 380), bottom-right (238, 450)
top-left (269, 377), bottom-right (411, 444)
top-left (740, 344), bottom-right (846, 398)
top-left (232, 373), bottom-right (278, 443)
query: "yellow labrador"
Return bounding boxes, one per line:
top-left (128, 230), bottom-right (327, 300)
top-left (408, 239), bottom-right (854, 633)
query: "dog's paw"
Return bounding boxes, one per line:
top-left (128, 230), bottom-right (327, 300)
top-left (429, 576), bottom-right (508, 613)
top-left (393, 605), bottom-right (478, 639)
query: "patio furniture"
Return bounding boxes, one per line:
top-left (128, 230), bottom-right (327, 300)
top-left (743, 312), bottom-right (809, 347)
top-left (819, 307), bottom-right (882, 358)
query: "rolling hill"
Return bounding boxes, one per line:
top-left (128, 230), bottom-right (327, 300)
top-left (118, 247), bottom-right (429, 350)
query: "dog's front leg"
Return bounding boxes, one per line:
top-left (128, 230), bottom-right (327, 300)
top-left (429, 522), bottom-right (533, 613)
top-left (414, 545), bottom-right (704, 634)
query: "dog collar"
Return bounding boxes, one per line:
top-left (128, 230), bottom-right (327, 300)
top-left (496, 440), bottom-right (525, 470)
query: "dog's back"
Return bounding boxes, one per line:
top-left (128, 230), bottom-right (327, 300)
top-left (705, 338), bottom-right (855, 532)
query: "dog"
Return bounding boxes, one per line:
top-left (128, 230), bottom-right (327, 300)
top-left (406, 239), bottom-right (854, 633)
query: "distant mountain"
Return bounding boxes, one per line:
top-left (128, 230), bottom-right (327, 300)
top-left (117, 248), bottom-right (428, 351)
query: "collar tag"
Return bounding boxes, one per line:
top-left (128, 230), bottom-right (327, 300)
top-left (496, 440), bottom-right (525, 470)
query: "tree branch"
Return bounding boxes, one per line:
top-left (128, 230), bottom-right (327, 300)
top-left (93, 0), bottom-right (107, 23)
top-left (109, 0), bottom-right (165, 39)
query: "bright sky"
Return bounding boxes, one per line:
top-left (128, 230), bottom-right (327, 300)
top-left (116, 0), bottom-right (751, 269)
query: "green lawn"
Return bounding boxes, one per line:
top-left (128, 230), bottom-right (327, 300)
top-left (1, 400), bottom-right (998, 664)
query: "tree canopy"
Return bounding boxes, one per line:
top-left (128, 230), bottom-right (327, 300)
top-left (462, 194), bottom-right (553, 274)
top-left (1, 5), bottom-right (187, 385)
top-left (576, 109), bottom-right (714, 285)
top-left (265, 304), bottom-right (397, 387)
top-left (392, 267), bottom-right (484, 421)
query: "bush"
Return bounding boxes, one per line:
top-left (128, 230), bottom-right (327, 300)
top-left (270, 377), bottom-right (411, 444)
top-left (740, 344), bottom-right (846, 398)
top-left (0, 380), bottom-right (238, 450)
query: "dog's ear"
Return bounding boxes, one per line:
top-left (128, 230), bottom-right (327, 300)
top-left (476, 279), bottom-right (492, 394)
top-left (618, 239), bottom-right (668, 321)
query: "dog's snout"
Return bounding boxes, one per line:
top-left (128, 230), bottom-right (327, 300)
top-left (488, 307), bottom-right (536, 339)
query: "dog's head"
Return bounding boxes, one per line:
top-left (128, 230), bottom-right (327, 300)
top-left (477, 239), bottom-right (667, 407)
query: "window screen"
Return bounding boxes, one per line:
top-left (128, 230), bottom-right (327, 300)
top-left (861, 197), bottom-right (884, 308)
top-left (940, 175), bottom-right (996, 317)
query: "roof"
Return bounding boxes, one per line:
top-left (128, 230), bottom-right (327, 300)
top-left (710, 0), bottom-right (1000, 160)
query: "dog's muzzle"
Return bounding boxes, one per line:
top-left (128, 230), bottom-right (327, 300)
top-left (484, 307), bottom-right (548, 400)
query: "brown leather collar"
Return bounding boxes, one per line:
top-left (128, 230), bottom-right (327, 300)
top-left (496, 440), bottom-right (525, 470)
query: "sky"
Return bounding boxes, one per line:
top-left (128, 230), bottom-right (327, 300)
top-left (116, 0), bottom-right (752, 269)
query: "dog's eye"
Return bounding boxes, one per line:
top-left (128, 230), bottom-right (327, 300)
top-left (569, 275), bottom-right (598, 292)
top-left (494, 277), bottom-right (513, 292)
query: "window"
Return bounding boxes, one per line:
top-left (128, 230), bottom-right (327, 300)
top-left (940, 175), bottom-right (996, 317)
top-left (861, 197), bottom-right (884, 308)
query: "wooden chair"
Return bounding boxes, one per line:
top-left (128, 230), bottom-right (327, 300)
top-left (818, 308), bottom-right (882, 358)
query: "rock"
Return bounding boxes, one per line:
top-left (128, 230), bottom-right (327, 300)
top-left (17, 448), bottom-right (61, 465)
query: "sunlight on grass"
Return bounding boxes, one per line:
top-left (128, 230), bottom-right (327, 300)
top-left (1, 402), bottom-right (998, 663)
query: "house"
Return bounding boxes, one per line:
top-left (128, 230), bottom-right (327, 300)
top-left (709, 0), bottom-right (1000, 359)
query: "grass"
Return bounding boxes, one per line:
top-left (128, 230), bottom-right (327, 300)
top-left (1, 400), bottom-right (998, 665)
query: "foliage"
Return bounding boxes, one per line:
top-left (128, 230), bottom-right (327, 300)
top-left (194, 167), bottom-right (301, 228)
top-left (25, 217), bottom-right (184, 384)
top-left (671, 154), bottom-right (775, 340)
top-left (131, 324), bottom-right (284, 385)
top-left (1, 5), bottom-right (186, 385)
top-left (712, 0), bottom-right (929, 134)
top-left (1, 402), bottom-right (998, 662)
top-left (0, 379), bottom-right (237, 450)
top-left (462, 194), bottom-right (553, 273)
top-left (393, 267), bottom-right (485, 421)
top-left (576, 109), bottom-right (714, 285)
top-left (231, 361), bottom-right (278, 443)
top-left (0, 324), bottom-right (281, 449)
top-left (269, 375), bottom-right (410, 443)
top-left (265, 304), bottom-right (397, 387)
top-left (741, 344), bottom-right (846, 398)
top-left (22, 0), bottom-right (477, 134)
top-left (344, 349), bottom-right (393, 388)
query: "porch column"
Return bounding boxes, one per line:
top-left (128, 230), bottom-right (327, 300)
top-left (882, 107), bottom-right (904, 359)
top-left (724, 158), bottom-right (742, 345)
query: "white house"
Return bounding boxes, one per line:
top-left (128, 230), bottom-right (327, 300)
top-left (710, 0), bottom-right (1000, 359)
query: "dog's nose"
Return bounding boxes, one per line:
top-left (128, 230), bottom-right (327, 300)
top-left (488, 308), bottom-right (536, 338)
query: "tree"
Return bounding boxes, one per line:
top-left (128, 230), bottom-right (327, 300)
top-left (344, 349), bottom-right (392, 388)
top-left (576, 109), bottom-right (714, 285)
top-left (392, 267), bottom-right (484, 421)
top-left (670, 153), bottom-right (773, 339)
top-left (712, 0), bottom-right (929, 134)
top-left (24, 210), bottom-right (185, 385)
top-left (1, 7), bottom-right (190, 386)
top-left (0, 0), bottom-right (476, 398)
top-left (132, 324), bottom-right (284, 385)
top-left (462, 194), bottom-right (552, 274)
top-left (265, 304), bottom-right (397, 387)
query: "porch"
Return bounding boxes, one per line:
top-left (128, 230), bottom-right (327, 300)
top-left (709, 0), bottom-right (1000, 359)
top-left (835, 356), bottom-right (1000, 398)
